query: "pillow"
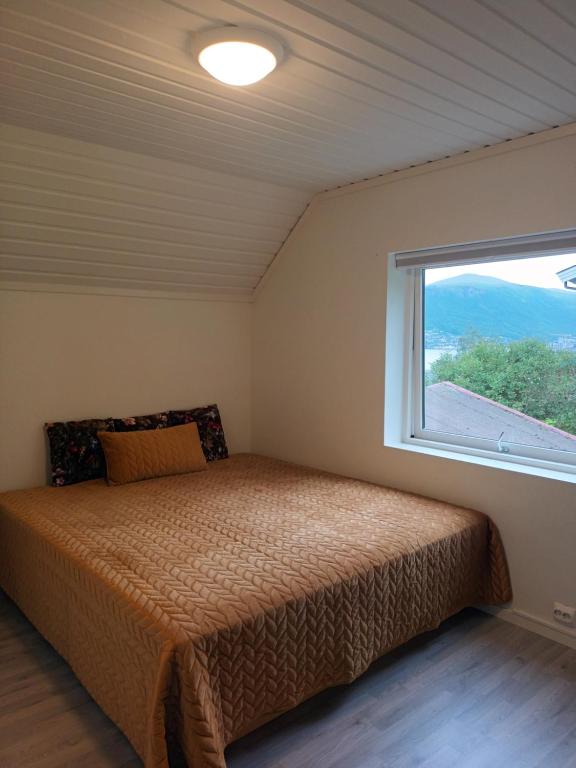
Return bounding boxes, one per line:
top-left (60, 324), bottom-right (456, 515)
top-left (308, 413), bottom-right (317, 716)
top-left (113, 411), bottom-right (169, 432)
top-left (46, 418), bottom-right (115, 487)
top-left (168, 404), bottom-right (228, 461)
top-left (98, 422), bottom-right (207, 485)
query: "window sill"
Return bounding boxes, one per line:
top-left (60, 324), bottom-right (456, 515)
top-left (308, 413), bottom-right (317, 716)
top-left (386, 436), bottom-right (576, 485)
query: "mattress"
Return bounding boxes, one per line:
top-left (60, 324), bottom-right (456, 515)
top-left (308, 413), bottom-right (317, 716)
top-left (0, 454), bottom-right (511, 768)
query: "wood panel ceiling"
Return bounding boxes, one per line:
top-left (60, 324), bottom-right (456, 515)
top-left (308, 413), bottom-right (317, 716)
top-left (0, 123), bottom-right (308, 296)
top-left (1, 0), bottom-right (576, 295)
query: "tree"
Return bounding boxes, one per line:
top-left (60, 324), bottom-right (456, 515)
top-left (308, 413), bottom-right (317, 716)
top-left (427, 335), bottom-right (576, 435)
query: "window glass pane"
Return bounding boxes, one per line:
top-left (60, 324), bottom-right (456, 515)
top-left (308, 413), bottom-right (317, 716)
top-left (422, 254), bottom-right (576, 455)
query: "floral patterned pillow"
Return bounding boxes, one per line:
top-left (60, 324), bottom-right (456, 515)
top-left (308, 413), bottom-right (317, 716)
top-left (113, 412), bottom-right (169, 432)
top-left (168, 404), bottom-right (228, 462)
top-left (45, 406), bottom-right (227, 486)
top-left (45, 418), bottom-right (115, 486)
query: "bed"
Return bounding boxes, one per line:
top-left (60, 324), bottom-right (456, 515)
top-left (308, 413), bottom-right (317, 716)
top-left (0, 453), bottom-right (511, 768)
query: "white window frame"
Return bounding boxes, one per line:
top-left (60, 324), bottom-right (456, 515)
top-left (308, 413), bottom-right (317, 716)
top-left (393, 229), bottom-right (576, 478)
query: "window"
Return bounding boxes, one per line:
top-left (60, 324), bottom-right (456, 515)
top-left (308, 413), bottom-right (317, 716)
top-left (395, 230), bottom-right (576, 474)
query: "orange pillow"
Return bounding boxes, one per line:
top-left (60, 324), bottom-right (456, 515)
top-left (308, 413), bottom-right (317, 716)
top-left (98, 422), bottom-right (207, 485)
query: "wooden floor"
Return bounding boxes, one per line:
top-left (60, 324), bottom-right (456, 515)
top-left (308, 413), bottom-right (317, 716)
top-left (1, 595), bottom-right (575, 768)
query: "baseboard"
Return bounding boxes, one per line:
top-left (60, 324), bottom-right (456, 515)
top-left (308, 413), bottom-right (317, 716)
top-left (479, 606), bottom-right (576, 650)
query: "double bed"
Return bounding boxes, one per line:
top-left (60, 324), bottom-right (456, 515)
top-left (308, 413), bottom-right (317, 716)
top-left (0, 453), bottom-right (511, 768)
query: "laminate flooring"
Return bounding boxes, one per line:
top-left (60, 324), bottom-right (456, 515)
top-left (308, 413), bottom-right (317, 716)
top-left (1, 594), bottom-right (575, 768)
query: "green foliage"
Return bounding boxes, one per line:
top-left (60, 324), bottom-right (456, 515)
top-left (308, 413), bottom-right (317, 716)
top-left (428, 334), bottom-right (576, 435)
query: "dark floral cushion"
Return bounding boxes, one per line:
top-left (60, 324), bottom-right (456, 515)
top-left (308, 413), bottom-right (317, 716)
top-left (112, 412), bottom-right (169, 432)
top-left (168, 404), bottom-right (228, 462)
top-left (46, 418), bottom-right (115, 487)
top-left (45, 406), bottom-right (227, 486)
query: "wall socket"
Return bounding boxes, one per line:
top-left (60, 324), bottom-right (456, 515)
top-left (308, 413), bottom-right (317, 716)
top-left (553, 602), bottom-right (576, 626)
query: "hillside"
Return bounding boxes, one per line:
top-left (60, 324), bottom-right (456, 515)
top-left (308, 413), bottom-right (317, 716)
top-left (425, 274), bottom-right (576, 343)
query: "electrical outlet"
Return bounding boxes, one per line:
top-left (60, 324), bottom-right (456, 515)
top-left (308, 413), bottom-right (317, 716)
top-left (553, 602), bottom-right (576, 626)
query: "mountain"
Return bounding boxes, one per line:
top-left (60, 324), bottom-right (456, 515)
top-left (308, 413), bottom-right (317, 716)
top-left (425, 274), bottom-right (576, 343)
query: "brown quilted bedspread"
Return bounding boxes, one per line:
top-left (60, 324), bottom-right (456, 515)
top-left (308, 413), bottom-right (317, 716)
top-left (0, 454), bottom-right (511, 768)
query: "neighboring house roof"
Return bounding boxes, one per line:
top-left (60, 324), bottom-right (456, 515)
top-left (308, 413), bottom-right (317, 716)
top-left (557, 265), bottom-right (576, 290)
top-left (425, 381), bottom-right (576, 452)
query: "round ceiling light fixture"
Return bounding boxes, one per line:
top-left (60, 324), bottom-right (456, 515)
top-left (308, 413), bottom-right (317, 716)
top-left (193, 27), bottom-right (284, 86)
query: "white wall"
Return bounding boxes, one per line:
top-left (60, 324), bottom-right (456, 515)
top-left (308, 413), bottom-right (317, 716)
top-left (254, 127), bottom-right (576, 643)
top-left (0, 289), bottom-right (251, 491)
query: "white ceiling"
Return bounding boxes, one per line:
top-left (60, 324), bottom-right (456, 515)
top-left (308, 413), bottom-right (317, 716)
top-left (0, 123), bottom-right (309, 297)
top-left (1, 0), bottom-right (576, 295)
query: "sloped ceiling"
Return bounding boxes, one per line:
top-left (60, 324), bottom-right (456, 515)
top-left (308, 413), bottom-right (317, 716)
top-left (1, 0), bottom-right (576, 296)
top-left (0, 124), bottom-right (309, 297)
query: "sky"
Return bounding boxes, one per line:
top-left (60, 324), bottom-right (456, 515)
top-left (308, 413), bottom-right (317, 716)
top-left (424, 253), bottom-right (576, 290)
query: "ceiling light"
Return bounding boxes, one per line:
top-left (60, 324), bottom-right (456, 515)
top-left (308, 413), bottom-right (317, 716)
top-left (193, 27), bottom-right (284, 86)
